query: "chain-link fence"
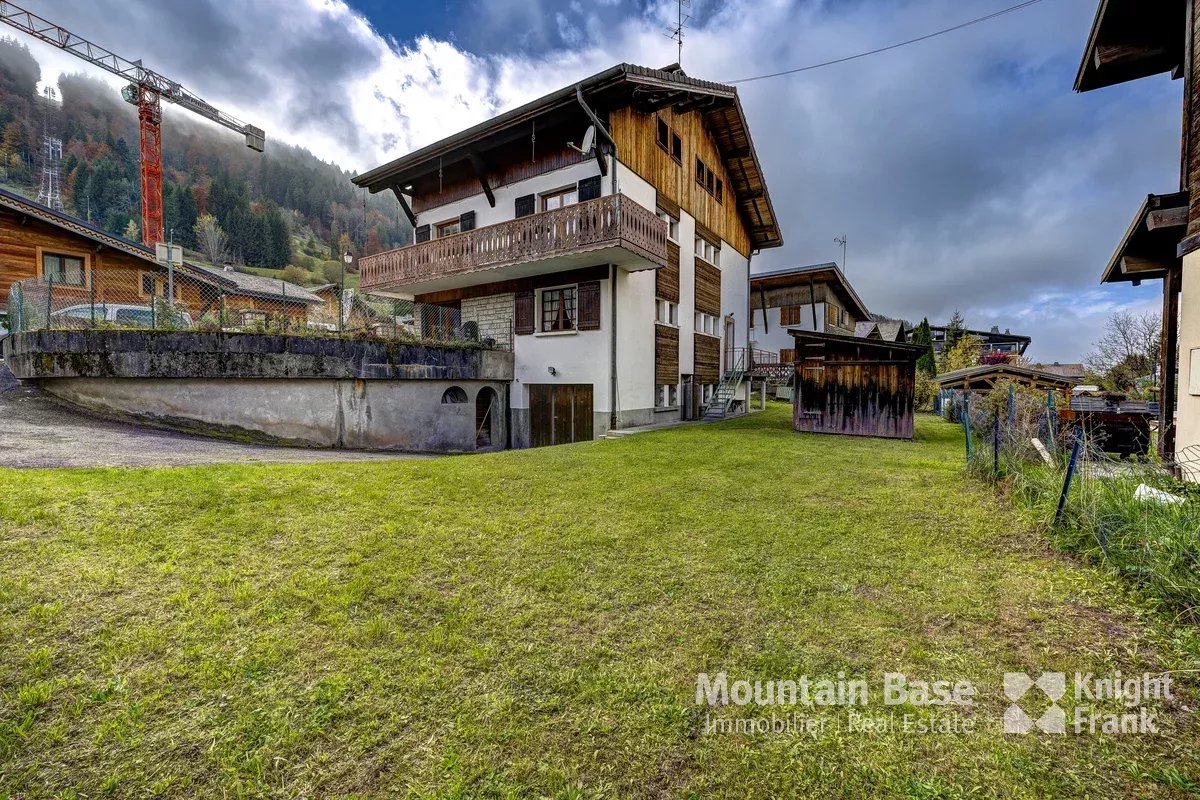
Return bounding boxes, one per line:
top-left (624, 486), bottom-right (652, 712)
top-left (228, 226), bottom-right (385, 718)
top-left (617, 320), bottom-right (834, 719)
top-left (5, 268), bottom-right (511, 349)
top-left (948, 383), bottom-right (1200, 621)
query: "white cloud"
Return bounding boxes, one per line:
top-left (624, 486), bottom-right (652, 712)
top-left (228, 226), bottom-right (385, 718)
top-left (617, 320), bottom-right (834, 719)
top-left (11, 0), bottom-right (1182, 361)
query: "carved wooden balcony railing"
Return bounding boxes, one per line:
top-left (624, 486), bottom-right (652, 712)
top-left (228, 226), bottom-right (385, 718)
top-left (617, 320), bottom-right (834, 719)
top-left (360, 194), bottom-right (668, 292)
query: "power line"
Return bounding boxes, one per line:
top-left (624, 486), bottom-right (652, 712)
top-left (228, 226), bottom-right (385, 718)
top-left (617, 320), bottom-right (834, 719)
top-left (727, 0), bottom-right (1048, 85)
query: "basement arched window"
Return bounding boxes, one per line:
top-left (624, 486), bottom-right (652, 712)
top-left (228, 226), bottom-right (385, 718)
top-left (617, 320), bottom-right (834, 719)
top-left (441, 386), bottom-right (468, 404)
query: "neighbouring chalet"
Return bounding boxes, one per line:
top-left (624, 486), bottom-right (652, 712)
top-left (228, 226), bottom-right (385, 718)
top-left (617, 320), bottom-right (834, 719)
top-left (1074, 0), bottom-right (1198, 475)
top-left (929, 325), bottom-right (1030, 356)
top-left (749, 263), bottom-right (871, 365)
top-left (353, 63), bottom-right (782, 447)
top-left (0, 187), bottom-right (319, 325)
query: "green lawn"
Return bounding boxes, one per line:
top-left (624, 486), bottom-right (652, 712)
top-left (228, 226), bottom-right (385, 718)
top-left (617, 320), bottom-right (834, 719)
top-left (1, 407), bottom-right (1198, 798)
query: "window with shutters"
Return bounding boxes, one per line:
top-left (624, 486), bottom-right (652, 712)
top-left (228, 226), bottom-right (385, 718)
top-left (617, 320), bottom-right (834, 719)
top-left (541, 186), bottom-right (577, 211)
top-left (435, 218), bottom-right (461, 237)
top-left (539, 285), bottom-right (577, 332)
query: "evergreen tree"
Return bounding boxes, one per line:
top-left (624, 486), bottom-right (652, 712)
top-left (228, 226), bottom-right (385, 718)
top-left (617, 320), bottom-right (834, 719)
top-left (944, 309), bottom-right (966, 350)
top-left (912, 317), bottom-right (936, 376)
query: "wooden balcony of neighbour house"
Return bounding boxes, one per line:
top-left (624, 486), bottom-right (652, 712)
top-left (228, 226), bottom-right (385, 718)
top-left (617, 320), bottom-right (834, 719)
top-left (359, 193), bottom-right (668, 295)
top-left (744, 347), bottom-right (793, 381)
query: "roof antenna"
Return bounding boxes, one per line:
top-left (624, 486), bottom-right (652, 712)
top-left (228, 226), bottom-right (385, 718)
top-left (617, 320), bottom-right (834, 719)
top-left (664, 0), bottom-right (691, 66)
top-left (835, 235), bottom-right (847, 273)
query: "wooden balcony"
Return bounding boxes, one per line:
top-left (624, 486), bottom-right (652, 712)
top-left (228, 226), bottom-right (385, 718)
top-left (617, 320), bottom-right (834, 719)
top-left (360, 194), bottom-right (668, 295)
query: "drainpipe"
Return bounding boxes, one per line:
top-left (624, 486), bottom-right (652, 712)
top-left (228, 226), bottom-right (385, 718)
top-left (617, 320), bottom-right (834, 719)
top-left (609, 263), bottom-right (618, 432)
top-left (575, 85), bottom-right (618, 196)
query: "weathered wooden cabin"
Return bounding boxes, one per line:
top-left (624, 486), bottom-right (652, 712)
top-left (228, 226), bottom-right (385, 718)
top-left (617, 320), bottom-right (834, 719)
top-left (790, 329), bottom-right (923, 440)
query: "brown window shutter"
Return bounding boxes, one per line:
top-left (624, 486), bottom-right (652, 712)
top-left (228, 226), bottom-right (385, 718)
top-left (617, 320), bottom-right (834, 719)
top-left (459, 210), bottom-right (475, 231)
top-left (515, 194), bottom-right (535, 218)
top-left (780, 348), bottom-right (796, 364)
top-left (515, 290), bottom-right (534, 335)
top-left (414, 224), bottom-right (430, 243)
top-left (577, 281), bottom-right (601, 330)
top-left (577, 175), bottom-right (602, 202)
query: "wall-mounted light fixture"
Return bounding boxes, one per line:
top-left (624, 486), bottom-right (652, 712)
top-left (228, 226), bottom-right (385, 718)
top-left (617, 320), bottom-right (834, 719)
top-left (548, 366), bottom-right (557, 376)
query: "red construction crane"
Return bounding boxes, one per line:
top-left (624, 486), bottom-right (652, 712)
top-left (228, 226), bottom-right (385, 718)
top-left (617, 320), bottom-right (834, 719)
top-left (0, 1), bottom-right (265, 246)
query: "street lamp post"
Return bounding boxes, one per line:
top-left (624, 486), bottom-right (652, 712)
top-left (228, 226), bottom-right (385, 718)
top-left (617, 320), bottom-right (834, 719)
top-left (341, 250), bottom-right (353, 332)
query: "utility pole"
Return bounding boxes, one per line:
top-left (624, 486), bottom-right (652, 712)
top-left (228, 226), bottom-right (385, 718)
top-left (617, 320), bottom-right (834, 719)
top-left (835, 235), bottom-right (847, 273)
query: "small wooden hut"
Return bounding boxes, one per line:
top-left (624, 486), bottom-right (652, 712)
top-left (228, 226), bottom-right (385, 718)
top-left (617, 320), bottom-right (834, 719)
top-left (789, 329), bottom-right (924, 439)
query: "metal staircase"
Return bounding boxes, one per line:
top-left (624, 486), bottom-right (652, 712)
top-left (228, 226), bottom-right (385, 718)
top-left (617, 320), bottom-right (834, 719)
top-left (702, 348), bottom-right (746, 420)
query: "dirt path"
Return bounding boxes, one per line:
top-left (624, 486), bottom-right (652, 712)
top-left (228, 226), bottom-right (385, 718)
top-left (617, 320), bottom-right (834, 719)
top-left (0, 362), bottom-right (425, 468)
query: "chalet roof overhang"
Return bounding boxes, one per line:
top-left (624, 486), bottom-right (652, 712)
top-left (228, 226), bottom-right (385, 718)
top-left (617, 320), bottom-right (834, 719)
top-left (787, 327), bottom-right (926, 357)
top-left (1074, 0), bottom-right (1185, 92)
top-left (1100, 191), bottom-right (1188, 284)
top-left (352, 63), bottom-right (783, 251)
top-left (935, 363), bottom-right (1075, 391)
top-left (750, 263), bottom-right (870, 320)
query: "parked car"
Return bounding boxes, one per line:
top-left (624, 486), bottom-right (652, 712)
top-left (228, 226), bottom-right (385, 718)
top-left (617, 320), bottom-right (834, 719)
top-left (51, 304), bottom-right (193, 329)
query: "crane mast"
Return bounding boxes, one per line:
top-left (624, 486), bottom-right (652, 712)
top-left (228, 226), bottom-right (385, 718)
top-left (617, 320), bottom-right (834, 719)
top-left (0, 1), bottom-right (265, 246)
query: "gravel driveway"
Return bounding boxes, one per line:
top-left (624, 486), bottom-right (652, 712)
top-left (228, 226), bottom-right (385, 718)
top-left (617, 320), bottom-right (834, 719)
top-left (0, 362), bottom-right (426, 468)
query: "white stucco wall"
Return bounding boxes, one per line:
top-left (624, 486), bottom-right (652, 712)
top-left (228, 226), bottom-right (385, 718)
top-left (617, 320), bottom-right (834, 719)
top-left (1178, 250), bottom-right (1200, 480)
top-left (414, 159), bottom-right (608, 231)
top-left (750, 303), bottom-right (827, 354)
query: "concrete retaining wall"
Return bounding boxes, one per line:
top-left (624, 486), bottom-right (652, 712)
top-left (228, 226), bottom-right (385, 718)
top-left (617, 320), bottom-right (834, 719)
top-left (3, 331), bottom-right (514, 452)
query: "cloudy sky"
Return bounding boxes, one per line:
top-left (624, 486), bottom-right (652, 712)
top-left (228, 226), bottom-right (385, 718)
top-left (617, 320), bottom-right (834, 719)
top-left (18, 0), bottom-right (1182, 362)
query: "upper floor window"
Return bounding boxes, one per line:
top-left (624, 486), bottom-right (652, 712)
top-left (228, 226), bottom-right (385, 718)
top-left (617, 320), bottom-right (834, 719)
top-left (41, 252), bottom-right (87, 287)
top-left (435, 218), bottom-right (461, 238)
top-left (657, 116), bottom-right (682, 163)
top-left (826, 304), bottom-right (846, 329)
top-left (695, 236), bottom-right (720, 266)
top-left (541, 187), bottom-right (578, 212)
top-left (541, 285), bottom-right (577, 332)
top-left (656, 209), bottom-right (679, 241)
top-left (656, 298), bottom-right (679, 326)
top-left (695, 157), bottom-right (723, 204)
top-left (695, 311), bottom-right (719, 336)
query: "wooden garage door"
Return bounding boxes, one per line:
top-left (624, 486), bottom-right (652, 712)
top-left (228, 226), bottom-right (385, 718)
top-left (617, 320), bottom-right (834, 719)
top-left (529, 384), bottom-right (594, 447)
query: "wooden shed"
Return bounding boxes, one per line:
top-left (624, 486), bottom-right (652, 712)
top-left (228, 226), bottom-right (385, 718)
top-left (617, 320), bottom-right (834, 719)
top-left (789, 329), bottom-right (924, 440)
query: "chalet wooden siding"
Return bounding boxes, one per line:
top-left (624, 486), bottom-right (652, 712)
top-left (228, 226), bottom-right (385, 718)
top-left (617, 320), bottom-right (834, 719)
top-left (792, 332), bottom-right (921, 440)
top-left (610, 105), bottom-right (751, 257)
top-left (694, 257), bottom-right (722, 316)
top-left (0, 208), bottom-right (202, 311)
top-left (694, 333), bottom-right (721, 384)
top-left (657, 239), bottom-right (680, 302)
top-left (655, 323), bottom-right (679, 384)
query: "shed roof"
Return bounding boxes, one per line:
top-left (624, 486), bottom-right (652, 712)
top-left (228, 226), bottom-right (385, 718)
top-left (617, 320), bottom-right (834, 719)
top-left (935, 363), bottom-right (1075, 390)
top-left (353, 63), bottom-right (782, 251)
top-left (1074, 0), bottom-right (1184, 92)
top-left (788, 327), bottom-right (926, 355)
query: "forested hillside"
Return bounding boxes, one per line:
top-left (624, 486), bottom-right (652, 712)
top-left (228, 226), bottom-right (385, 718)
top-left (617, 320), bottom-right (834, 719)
top-left (0, 37), bottom-right (410, 277)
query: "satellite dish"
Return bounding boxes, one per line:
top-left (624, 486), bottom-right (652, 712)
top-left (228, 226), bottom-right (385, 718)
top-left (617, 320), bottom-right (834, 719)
top-left (568, 124), bottom-right (597, 155)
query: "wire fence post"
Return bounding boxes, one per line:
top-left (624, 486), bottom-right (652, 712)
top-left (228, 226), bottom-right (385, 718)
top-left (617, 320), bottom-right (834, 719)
top-left (993, 416), bottom-right (1001, 477)
top-left (45, 275), bottom-right (52, 327)
top-left (1008, 383), bottom-right (1016, 427)
top-left (963, 393), bottom-right (974, 461)
top-left (1054, 429), bottom-right (1084, 528)
top-left (89, 272), bottom-right (97, 326)
top-left (1046, 390), bottom-right (1057, 455)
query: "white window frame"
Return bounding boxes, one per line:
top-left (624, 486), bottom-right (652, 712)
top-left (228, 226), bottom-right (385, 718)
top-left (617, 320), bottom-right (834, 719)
top-left (657, 298), bottom-right (679, 327)
top-left (656, 209), bottom-right (679, 242)
top-left (540, 186), bottom-right (578, 212)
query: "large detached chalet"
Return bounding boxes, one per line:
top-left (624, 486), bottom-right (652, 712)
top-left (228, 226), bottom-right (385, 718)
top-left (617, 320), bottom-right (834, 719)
top-left (354, 63), bottom-right (782, 448)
